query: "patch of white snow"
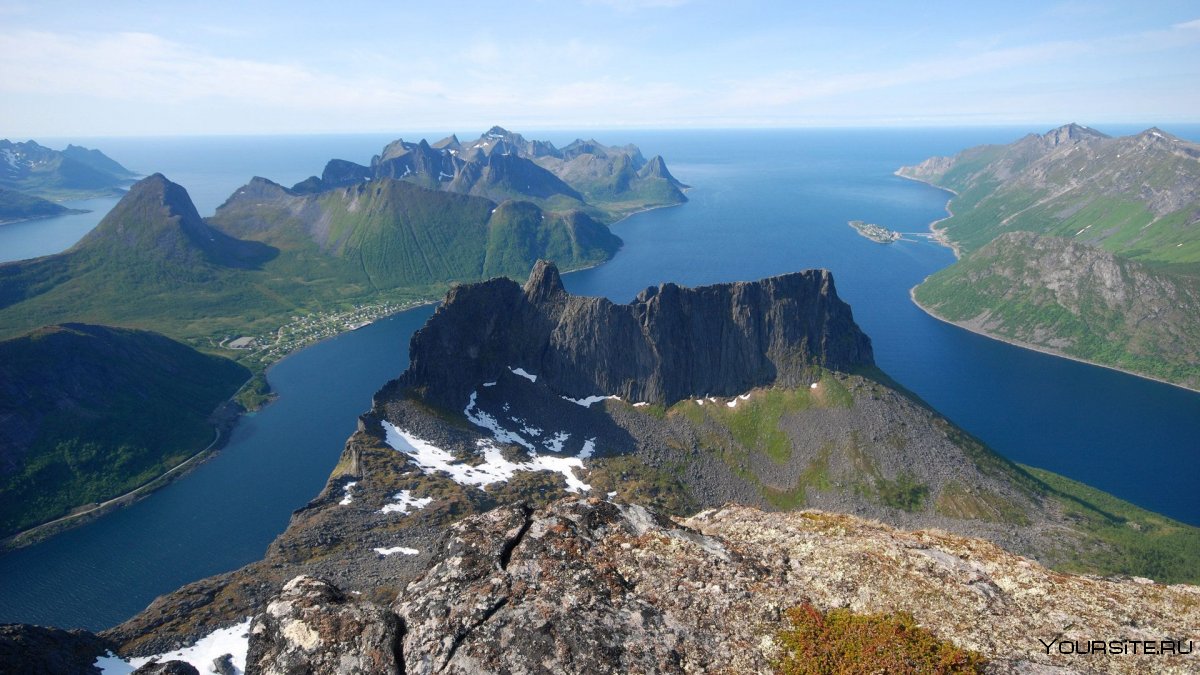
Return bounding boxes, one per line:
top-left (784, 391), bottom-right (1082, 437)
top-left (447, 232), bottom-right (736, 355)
top-left (374, 546), bottom-right (419, 556)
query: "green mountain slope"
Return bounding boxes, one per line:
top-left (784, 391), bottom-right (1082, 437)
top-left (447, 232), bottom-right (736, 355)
top-left (0, 173), bottom-right (620, 347)
top-left (915, 232), bottom-right (1200, 389)
top-left (902, 125), bottom-right (1200, 388)
top-left (0, 323), bottom-right (249, 537)
top-left (0, 188), bottom-right (78, 223)
top-left (899, 124), bottom-right (1200, 273)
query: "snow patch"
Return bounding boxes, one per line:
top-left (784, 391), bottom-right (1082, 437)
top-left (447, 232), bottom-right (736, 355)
top-left (543, 431), bottom-right (570, 453)
top-left (380, 489), bottom-right (433, 515)
top-left (382, 420), bottom-right (592, 493)
top-left (561, 394), bottom-right (620, 408)
top-left (375, 546), bottom-right (419, 556)
top-left (338, 481), bottom-right (357, 506)
top-left (509, 366), bottom-right (537, 382)
top-left (483, 381), bottom-right (497, 387)
top-left (810, 382), bottom-right (819, 389)
top-left (725, 393), bottom-right (751, 408)
top-left (633, 402), bottom-right (649, 407)
top-left (97, 619), bottom-right (252, 674)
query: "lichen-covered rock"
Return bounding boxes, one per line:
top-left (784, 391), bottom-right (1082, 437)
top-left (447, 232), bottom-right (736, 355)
top-left (245, 575), bottom-right (403, 675)
top-left (401, 260), bottom-right (874, 410)
top-left (387, 498), bottom-right (1195, 675)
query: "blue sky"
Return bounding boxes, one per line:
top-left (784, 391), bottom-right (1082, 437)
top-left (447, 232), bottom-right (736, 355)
top-left (2, 0), bottom-right (1198, 136)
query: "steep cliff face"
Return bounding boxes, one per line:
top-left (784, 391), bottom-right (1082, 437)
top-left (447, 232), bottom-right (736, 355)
top-left (402, 260), bottom-right (874, 410)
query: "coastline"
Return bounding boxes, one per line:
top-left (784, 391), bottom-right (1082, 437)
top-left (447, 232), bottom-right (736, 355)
top-left (0, 403), bottom-right (237, 553)
top-left (908, 286), bottom-right (1200, 395)
top-left (0, 195), bottom-right (688, 553)
top-left (896, 168), bottom-right (1199, 395)
top-left (893, 171), bottom-right (961, 259)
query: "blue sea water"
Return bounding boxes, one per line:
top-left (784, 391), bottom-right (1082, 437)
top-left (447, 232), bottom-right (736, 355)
top-left (0, 127), bottom-right (1196, 630)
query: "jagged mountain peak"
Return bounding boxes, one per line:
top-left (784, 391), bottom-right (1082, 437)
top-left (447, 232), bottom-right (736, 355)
top-left (1038, 122), bottom-right (1109, 147)
top-left (522, 259), bottom-right (567, 302)
top-left (401, 262), bottom-right (873, 410)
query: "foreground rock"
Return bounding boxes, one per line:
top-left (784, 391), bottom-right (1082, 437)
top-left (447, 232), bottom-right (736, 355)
top-left (244, 498), bottom-right (1197, 674)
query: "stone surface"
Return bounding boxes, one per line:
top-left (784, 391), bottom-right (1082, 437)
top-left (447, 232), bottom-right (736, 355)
top-left (0, 623), bottom-right (113, 675)
top-left (245, 498), bottom-right (1197, 674)
top-left (245, 575), bottom-right (403, 675)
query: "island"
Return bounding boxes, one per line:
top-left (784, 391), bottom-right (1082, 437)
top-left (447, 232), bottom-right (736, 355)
top-left (848, 219), bottom-right (901, 243)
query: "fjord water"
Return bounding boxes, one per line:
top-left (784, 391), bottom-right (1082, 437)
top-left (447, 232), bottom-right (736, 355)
top-left (0, 129), bottom-right (1197, 630)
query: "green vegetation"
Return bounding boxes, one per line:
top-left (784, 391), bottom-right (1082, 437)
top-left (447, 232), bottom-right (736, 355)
top-left (935, 481), bottom-right (1029, 525)
top-left (0, 324), bottom-right (249, 537)
top-left (903, 127), bottom-right (1200, 389)
top-left (0, 175), bottom-right (620, 358)
top-left (915, 233), bottom-right (1200, 389)
top-left (774, 603), bottom-right (986, 674)
top-left (0, 188), bottom-right (78, 223)
top-left (1024, 465), bottom-right (1200, 584)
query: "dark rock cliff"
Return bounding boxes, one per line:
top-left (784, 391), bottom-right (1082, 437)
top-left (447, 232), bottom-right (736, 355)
top-left (401, 260), bottom-right (874, 410)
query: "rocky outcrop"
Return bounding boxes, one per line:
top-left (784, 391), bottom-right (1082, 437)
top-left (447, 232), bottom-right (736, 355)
top-left (0, 623), bottom-right (114, 674)
top-left (401, 261), bottom-right (874, 410)
top-left (245, 576), bottom-right (403, 674)
top-left (244, 498), bottom-right (1199, 674)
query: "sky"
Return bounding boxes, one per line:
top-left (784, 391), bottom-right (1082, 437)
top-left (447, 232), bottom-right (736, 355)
top-left (1, 0), bottom-right (1198, 136)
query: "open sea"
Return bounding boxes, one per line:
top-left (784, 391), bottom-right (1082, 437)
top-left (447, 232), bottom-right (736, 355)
top-left (1, 127), bottom-right (1197, 630)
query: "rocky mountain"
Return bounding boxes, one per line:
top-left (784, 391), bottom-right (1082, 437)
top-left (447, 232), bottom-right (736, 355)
top-left (290, 126), bottom-right (687, 220)
top-left (88, 263), bottom-right (1197, 668)
top-left (0, 171), bottom-right (620, 345)
top-left (0, 323), bottom-right (249, 541)
top-left (900, 124), bottom-right (1200, 389)
top-left (211, 176), bottom-right (619, 289)
top-left (915, 232), bottom-right (1200, 388)
top-left (0, 139), bottom-right (135, 200)
top-left (401, 259), bottom-right (873, 410)
top-left (898, 124), bottom-right (1200, 271)
top-left (15, 499), bottom-right (1195, 673)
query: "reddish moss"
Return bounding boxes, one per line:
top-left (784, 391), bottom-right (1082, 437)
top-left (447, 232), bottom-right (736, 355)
top-left (775, 603), bottom-right (986, 674)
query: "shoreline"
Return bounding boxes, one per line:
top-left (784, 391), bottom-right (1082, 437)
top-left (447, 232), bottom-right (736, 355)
top-left (0, 196), bottom-right (688, 553)
top-left (893, 171), bottom-right (961, 259)
top-left (908, 286), bottom-right (1200, 395)
top-left (895, 169), bottom-right (1199, 396)
top-left (0, 403), bottom-right (237, 553)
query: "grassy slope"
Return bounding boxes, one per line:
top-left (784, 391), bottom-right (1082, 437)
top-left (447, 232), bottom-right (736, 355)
top-left (0, 188), bottom-right (74, 222)
top-left (644, 369), bottom-right (1198, 583)
top-left (0, 178), bottom-right (622, 347)
top-left (914, 234), bottom-right (1200, 388)
top-left (903, 129), bottom-right (1200, 388)
top-left (0, 324), bottom-right (249, 536)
